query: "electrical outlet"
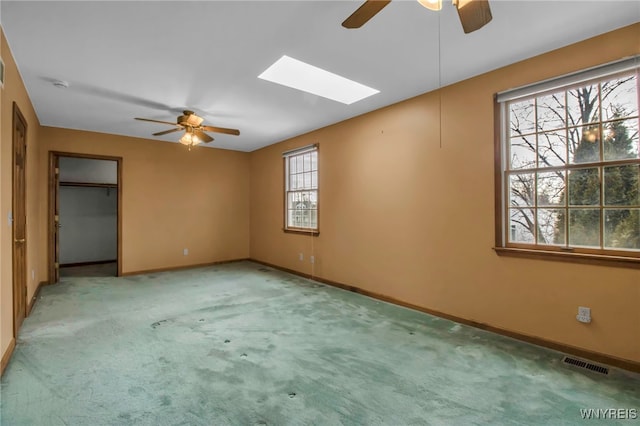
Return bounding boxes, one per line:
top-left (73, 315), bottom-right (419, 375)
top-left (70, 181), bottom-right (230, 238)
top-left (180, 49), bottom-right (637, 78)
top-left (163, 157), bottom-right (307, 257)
top-left (183, 248), bottom-right (189, 256)
top-left (576, 306), bottom-right (591, 323)
top-left (299, 253), bottom-right (304, 261)
top-left (310, 256), bottom-right (315, 264)
top-left (31, 270), bottom-right (35, 281)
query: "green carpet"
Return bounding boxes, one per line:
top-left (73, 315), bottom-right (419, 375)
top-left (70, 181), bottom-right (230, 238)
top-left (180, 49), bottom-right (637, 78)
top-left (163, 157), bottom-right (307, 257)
top-left (1, 261), bottom-right (638, 425)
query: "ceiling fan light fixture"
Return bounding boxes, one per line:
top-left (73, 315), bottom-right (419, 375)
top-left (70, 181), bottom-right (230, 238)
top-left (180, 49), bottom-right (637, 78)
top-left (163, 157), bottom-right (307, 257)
top-left (135, 111), bottom-right (238, 147)
top-left (417, 0), bottom-right (442, 11)
top-left (179, 131), bottom-right (200, 147)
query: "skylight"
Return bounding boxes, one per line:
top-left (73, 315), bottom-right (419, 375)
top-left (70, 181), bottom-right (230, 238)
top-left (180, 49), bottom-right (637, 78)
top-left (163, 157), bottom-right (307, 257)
top-left (258, 55), bottom-right (379, 105)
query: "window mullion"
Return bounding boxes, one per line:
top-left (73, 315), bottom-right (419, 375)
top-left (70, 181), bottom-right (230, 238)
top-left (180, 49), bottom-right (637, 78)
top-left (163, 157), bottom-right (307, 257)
top-left (564, 93), bottom-right (570, 249)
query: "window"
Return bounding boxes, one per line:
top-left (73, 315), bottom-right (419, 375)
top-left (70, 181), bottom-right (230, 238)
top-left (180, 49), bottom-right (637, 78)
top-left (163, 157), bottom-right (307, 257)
top-left (496, 57), bottom-right (639, 262)
top-left (284, 145), bottom-right (318, 234)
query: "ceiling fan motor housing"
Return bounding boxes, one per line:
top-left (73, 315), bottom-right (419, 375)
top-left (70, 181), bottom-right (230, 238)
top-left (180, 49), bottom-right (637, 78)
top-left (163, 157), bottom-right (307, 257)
top-left (178, 111), bottom-right (203, 127)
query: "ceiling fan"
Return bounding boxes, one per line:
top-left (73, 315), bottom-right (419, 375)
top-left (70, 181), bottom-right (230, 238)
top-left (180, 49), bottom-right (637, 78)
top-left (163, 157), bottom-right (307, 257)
top-left (342, 0), bottom-right (492, 34)
top-left (135, 110), bottom-right (240, 148)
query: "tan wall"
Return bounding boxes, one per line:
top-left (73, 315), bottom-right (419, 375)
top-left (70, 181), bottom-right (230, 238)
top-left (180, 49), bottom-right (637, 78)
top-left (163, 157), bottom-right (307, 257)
top-left (39, 127), bottom-right (251, 274)
top-left (250, 24), bottom-right (640, 363)
top-left (1, 28), bottom-right (42, 359)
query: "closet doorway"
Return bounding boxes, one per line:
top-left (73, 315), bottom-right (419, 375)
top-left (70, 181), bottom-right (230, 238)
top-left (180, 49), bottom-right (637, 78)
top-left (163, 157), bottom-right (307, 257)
top-left (48, 152), bottom-right (122, 282)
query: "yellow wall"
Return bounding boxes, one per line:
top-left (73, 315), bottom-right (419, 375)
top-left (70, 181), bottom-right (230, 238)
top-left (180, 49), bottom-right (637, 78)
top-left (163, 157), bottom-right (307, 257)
top-left (249, 24), bottom-right (640, 363)
top-left (1, 28), bottom-right (42, 359)
top-left (39, 127), bottom-right (251, 274)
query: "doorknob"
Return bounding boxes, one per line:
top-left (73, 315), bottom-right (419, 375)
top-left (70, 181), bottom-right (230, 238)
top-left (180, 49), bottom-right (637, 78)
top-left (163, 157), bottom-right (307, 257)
top-left (14, 238), bottom-right (25, 243)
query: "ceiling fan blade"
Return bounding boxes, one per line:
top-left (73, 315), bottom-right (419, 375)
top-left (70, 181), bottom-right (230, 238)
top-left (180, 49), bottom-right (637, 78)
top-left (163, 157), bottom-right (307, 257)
top-left (152, 128), bottom-right (181, 136)
top-left (201, 125), bottom-right (240, 136)
top-left (342, 0), bottom-right (391, 29)
top-left (454, 0), bottom-right (492, 34)
top-left (135, 117), bottom-right (178, 126)
top-left (187, 114), bottom-right (204, 127)
top-left (194, 130), bottom-right (214, 143)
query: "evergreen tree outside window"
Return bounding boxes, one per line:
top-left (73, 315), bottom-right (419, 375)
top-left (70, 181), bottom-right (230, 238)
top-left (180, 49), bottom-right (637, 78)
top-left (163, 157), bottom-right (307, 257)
top-left (496, 57), bottom-right (639, 261)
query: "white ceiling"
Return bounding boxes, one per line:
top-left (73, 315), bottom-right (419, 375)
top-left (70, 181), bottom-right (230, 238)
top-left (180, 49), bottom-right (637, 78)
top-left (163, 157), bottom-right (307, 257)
top-left (2, 1), bottom-right (638, 152)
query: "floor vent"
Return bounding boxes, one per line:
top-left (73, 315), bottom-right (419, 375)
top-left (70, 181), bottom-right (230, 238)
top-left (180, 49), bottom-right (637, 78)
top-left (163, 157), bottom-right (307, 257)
top-left (562, 356), bottom-right (609, 375)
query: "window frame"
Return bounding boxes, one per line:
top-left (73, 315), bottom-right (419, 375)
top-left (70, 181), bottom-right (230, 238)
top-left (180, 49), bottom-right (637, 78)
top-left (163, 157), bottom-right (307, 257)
top-left (283, 144), bottom-right (319, 236)
top-left (494, 57), bottom-right (640, 268)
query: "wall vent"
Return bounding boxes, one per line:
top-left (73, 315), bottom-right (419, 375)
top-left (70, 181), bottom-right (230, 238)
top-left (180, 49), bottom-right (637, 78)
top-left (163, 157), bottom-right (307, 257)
top-left (562, 356), bottom-right (609, 375)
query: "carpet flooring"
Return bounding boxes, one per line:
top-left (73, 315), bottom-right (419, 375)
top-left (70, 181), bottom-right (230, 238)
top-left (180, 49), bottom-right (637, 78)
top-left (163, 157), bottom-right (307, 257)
top-left (1, 261), bottom-right (638, 425)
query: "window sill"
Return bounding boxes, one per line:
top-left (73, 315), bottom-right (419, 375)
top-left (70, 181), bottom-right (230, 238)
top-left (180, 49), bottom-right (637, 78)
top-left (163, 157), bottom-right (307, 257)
top-left (283, 228), bottom-right (320, 237)
top-left (494, 247), bottom-right (640, 269)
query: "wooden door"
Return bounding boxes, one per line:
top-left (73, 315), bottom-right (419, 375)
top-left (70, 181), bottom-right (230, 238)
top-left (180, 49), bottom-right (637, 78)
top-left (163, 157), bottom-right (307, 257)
top-left (12, 103), bottom-right (27, 336)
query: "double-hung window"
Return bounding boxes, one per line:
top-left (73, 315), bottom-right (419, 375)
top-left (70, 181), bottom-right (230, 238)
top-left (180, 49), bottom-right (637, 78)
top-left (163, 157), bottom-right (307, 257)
top-left (284, 145), bottom-right (318, 234)
top-left (496, 57), bottom-right (639, 262)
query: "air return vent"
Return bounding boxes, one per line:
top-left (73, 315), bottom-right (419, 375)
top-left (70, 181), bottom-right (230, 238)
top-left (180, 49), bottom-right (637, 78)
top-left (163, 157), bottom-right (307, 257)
top-left (562, 356), bottom-right (609, 375)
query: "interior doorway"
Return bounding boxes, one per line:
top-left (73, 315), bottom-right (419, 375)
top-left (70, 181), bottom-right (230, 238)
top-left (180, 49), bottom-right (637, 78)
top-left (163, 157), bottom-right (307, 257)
top-left (49, 152), bottom-right (122, 282)
top-left (12, 103), bottom-right (27, 336)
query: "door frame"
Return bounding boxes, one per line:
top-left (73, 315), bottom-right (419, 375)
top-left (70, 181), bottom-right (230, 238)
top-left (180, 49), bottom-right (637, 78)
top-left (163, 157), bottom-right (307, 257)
top-left (48, 152), bottom-right (123, 282)
top-left (12, 103), bottom-right (28, 337)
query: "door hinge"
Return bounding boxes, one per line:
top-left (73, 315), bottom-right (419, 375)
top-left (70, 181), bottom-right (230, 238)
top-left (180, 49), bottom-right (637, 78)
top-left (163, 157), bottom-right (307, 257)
top-left (54, 262), bottom-right (59, 269)
top-left (55, 167), bottom-right (59, 175)
top-left (54, 215), bottom-right (59, 222)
